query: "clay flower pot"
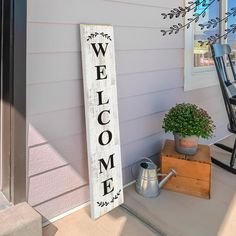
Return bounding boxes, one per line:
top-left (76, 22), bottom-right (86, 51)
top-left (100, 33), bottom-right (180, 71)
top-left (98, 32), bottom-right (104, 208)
top-left (174, 134), bottom-right (199, 155)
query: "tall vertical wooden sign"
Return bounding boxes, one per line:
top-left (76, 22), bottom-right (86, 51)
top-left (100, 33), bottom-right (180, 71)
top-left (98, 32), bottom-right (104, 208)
top-left (80, 24), bottom-right (124, 219)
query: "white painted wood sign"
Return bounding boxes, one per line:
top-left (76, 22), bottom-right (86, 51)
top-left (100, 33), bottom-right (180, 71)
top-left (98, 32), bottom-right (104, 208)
top-left (80, 24), bottom-right (124, 219)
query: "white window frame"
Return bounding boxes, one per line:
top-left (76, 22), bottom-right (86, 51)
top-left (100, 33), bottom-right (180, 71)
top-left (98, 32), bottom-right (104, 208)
top-left (184, 0), bottom-right (228, 91)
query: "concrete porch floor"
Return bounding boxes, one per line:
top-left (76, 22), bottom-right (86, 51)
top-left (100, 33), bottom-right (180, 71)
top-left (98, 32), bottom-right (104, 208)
top-left (43, 136), bottom-right (236, 236)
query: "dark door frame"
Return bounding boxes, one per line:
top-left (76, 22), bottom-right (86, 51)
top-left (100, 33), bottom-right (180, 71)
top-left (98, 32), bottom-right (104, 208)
top-left (1, 0), bottom-right (26, 204)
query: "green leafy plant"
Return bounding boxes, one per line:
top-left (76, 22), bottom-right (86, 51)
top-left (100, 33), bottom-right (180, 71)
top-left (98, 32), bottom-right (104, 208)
top-left (162, 103), bottom-right (215, 138)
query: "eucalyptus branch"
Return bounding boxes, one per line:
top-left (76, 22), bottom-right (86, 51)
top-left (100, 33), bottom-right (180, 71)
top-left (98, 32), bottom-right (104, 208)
top-left (199, 7), bottom-right (236, 30)
top-left (199, 24), bottom-right (236, 46)
top-left (161, 0), bottom-right (207, 19)
top-left (161, 0), bottom-right (216, 36)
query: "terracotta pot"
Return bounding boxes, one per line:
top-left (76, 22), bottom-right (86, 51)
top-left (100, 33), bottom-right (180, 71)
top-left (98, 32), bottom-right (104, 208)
top-left (174, 134), bottom-right (199, 155)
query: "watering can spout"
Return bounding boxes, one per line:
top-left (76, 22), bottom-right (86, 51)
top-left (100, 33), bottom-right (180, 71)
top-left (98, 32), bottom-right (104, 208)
top-left (158, 168), bottom-right (176, 189)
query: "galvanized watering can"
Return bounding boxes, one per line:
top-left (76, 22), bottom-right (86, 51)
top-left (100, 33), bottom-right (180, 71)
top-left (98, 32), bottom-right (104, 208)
top-left (135, 158), bottom-right (176, 198)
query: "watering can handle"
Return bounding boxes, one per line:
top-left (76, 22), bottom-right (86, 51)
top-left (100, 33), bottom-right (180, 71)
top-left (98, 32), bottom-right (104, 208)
top-left (131, 157), bottom-right (156, 178)
top-left (142, 157), bottom-right (155, 164)
top-left (142, 157), bottom-right (160, 172)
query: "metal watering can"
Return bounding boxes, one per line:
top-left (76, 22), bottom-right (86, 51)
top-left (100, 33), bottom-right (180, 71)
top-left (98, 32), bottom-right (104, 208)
top-left (135, 158), bottom-right (176, 198)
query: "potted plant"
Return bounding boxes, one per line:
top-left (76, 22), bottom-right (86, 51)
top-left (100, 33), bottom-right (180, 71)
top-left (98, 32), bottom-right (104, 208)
top-left (162, 103), bottom-right (215, 155)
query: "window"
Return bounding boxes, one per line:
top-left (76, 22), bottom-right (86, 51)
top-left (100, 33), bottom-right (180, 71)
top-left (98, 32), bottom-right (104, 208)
top-left (184, 0), bottom-right (236, 91)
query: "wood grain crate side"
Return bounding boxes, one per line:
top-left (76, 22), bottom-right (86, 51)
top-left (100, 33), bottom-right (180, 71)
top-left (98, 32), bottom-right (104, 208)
top-left (163, 175), bottom-right (211, 199)
top-left (161, 156), bottom-right (211, 182)
top-left (162, 140), bottom-right (185, 159)
top-left (162, 140), bottom-right (211, 164)
top-left (186, 144), bottom-right (211, 163)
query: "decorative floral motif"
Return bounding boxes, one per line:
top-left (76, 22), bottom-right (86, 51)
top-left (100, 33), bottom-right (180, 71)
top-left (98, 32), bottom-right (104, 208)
top-left (97, 189), bottom-right (121, 207)
top-left (87, 32), bottom-right (112, 42)
top-left (100, 32), bottom-right (112, 41)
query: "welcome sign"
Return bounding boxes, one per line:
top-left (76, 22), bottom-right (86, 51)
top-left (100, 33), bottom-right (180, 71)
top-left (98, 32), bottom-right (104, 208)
top-left (80, 24), bottom-right (124, 219)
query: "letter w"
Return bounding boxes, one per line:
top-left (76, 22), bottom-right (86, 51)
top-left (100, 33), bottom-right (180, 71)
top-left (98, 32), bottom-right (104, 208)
top-left (98, 154), bottom-right (115, 174)
top-left (91, 43), bottom-right (109, 57)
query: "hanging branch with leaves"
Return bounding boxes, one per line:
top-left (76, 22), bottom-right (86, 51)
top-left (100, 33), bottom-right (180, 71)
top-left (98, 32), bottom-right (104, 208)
top-left (161, 0), bottom-right (209, 19)
top-left (161, 0), bottom-right (236, 45)
top-left (161, 0), bottom-right (218, 36)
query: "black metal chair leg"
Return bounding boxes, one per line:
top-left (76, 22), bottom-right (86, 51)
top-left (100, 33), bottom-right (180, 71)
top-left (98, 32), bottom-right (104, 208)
top-left (214, 143), bottom-right (233, 153)
top-left (211, 157), bottom-right (236, 174)
top-left (212, 138), bottom-right (236, 174)
top-left (230, 139), bottom-right (236, 167)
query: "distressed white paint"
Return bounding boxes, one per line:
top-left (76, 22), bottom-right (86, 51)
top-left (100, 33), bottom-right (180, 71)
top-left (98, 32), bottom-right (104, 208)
top-left (80, 24), bottom-right (124, 219)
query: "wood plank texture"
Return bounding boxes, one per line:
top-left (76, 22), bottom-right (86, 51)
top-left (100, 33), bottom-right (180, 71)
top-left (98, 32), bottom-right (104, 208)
top-left (28, 81), bottom-right (222, 117)
top-left (28, 24), bottom-right (183, 54)
top-left (28, 80), bottom-right (84, 115)
top-left (27, 89), bottom-right (227, 149)
top-left (28, 134), bottom-right (87, 177)
top-left (106, 0), bottom-right (183, 8)
top-left (162, 156), bottom-right (211, 182)
top-left (28, 0), bottom-right (184, 27)
top-left (35, 185), bottom-right (89, 221)
top-left (28, 164), bottom-right (88, 206)
top-left (163, 176), bottom-right (211, 199)
top-left (27, 50), bottom-right (183, 86)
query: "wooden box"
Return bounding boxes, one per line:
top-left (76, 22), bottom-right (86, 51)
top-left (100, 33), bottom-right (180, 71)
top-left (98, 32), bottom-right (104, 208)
top-left (161, 140), bottom-right (211, 199)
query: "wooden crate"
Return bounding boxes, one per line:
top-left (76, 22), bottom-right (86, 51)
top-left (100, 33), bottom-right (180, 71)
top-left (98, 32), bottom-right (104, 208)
top-left (161, 140), bottom-right (211, 199)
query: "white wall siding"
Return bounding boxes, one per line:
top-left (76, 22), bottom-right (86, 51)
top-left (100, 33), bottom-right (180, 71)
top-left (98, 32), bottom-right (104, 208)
top-left (27, 0), bottom-right (228, 221)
